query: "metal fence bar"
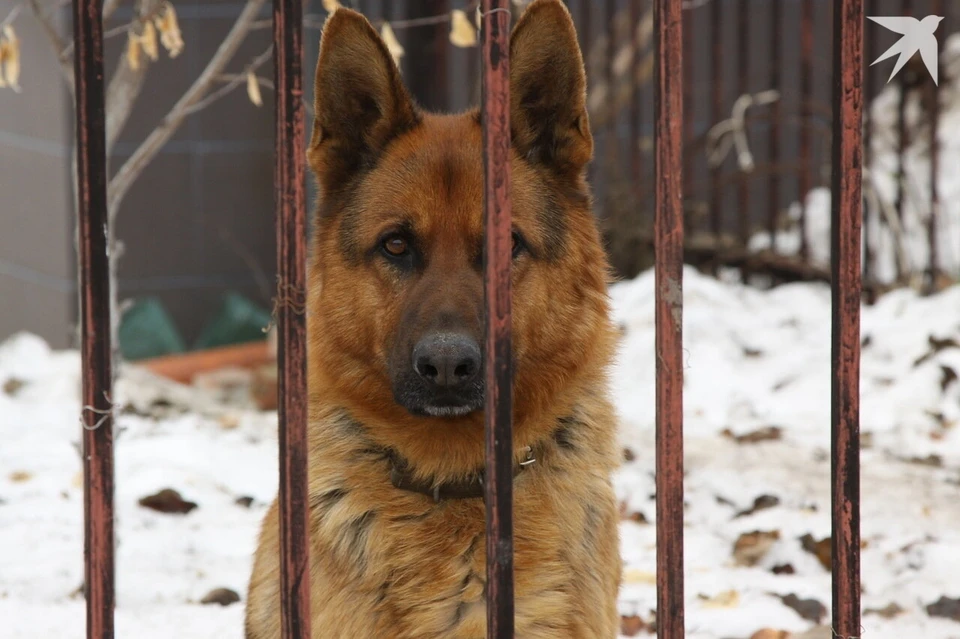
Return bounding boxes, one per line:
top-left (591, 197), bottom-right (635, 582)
top-left (830, 0), bottom-right (863, 635)
top-left (768, 0), bottom-right (781, 252)
top-left (862, 0), bottom-right (875, 299)
top-left (630, 0), bottom-right (643, 198)
top-left (480, 2), bottom-right (514, 637)
top-left (73, 0), bottom-right (116, 636)
top-left (654, 0), bottom-right (685, 637)
top-left (272, 0), bottom-right (310, 636)
top-left (928, 0), bottom-right (943, 290)
top-left (709, 0), bottom-right (722, 265)
top-left (737, 0), bottom-right (750, 253)
top-left (798, 0), bottom-right (813, 261)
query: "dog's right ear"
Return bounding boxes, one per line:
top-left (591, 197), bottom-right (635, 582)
top-left (308, 9), bottom-right (419, 192)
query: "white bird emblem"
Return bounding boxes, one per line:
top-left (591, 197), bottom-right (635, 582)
top-left (868, 15), bottom-right (943, 85)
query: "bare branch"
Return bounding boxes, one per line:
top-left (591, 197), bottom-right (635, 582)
top-left (103, 0), bottom-right (125, 21)
top-left (184, 46), bottom-right (272, 116)
top-left (27, 0), bottom-right (74, 92)
top-left (107, 0), bottom-right (268, 217)
top-left (104, 0), bottom-right (165, 152)
top-left (1, 1), bottom-right (26, 29)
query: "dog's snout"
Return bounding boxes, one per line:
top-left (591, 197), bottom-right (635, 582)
top-left (413, 333), bottom-right (481, 389)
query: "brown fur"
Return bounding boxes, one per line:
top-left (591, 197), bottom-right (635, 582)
top-left (245, 1), bottom-right (621, 636)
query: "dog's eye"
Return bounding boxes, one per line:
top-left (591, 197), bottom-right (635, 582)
top-left (382, 234), bottom-right (409, 257)
top-left (511, 231), bottom-right (525, 258)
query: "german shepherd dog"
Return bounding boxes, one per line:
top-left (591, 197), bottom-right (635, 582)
top-left (245, 1), bottom-right (621, 636)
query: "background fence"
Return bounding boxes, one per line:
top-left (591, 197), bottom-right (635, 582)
top-left (67, 0), bottom-right (871, 638)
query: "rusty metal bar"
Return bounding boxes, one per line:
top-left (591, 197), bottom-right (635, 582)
top-left (73, 0), bottom-right (115, 636)
top-left (928, 0), bottom-right (943, 289)
top-left (272, 0), bottom-right (310, 636)
top-left (709, 0), bottom-right (722, 263)
top-left (830, 0), bottom-right (863, 636)
top-left (654, 0), bottom-right (685, 637)
top-left (682, 0), bottom-right (692, 201)
top-left (737, 0), bottom-right (750, 253)
top-left (480, 2), bottom-right (514, 637)
top-left (799, 0), bottom-right (813, 261)
top-left (768, 0), bottom-right (781, 252)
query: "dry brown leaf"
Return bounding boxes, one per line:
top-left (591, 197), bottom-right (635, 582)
top-left (699, 589), bottom-right (740, 609)
top-left (0, 37), bottom-right (6, 89)
top-left (246, 71), bottom-right (263, 107)
top-left (381, 23), bottom-right (404, 67)
top-left (777, 593), bottom-right (826, 623)
top-left (126, 33), bottom-right (142, 71)
top-left (9, 470), bottom-right (32, 483)
top-left (619, 614), bottom-right (647, 636)
top-left (2, 25), bottom-right (21, 91)
top-left (138, 488), bottom-right (198, 514)
top-left (141, 21), bottom-right (159, 61)
top-left (927, 596), bottom-right (960, 621)
top-left (722, 425), bottom-right (783, 444)
top-left (799, 534), bottom-right (832, 571)
top-left (322, 0), bottom-right (341, 12)
top-left (623, 568), bottom-right (656, 584)
top-left (449, 9), bottom-right (478, 48)
top-left (733, 529), bottom-right (780, 566)
top-left (155, 2), bottom-right (184, 58)
top-left (865, 602), bottom-right (905, 618)
top-left (200, 587), bottom-right (240, 606)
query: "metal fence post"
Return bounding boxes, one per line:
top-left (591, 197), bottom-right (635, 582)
top-left (654, 0), bottom-right (685, 637)
top-left (830, 0), bottom-right (863, 635)
top-left (273, 0), bottom-right (310, 636)
top-left (73, 0), bottom-right (116, 636)
top-left (480, 1), bottom-right (514, 637)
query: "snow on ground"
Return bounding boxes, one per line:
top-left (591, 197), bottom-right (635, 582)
top-left (749, 34), bottom-right (960, 285)
top-left (2, 268), bottom-right (958, 638)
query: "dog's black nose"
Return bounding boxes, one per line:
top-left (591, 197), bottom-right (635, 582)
top-left (413, 333), bottom-right (481, 389)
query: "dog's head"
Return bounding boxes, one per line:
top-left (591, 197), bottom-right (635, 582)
top-left (307, 0), bottom-right (614, 436)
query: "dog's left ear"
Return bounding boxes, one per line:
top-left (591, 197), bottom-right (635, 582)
top-left (509, 0), bottom-right (592, 176)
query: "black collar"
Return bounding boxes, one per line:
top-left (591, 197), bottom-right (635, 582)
top-left (387, 445), bottom-right (537, 502)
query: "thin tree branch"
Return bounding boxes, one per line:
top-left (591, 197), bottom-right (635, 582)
top-left (183, 46), bottom-right (273, 116)
top-left (27, 0), bottom-right (74, 92)
top-left (107, 0), bottom-right (268, 218)
top-left (1, 1), bottom-right (26, 29)
top-left (103, 0), bottom-right (125, 21)
top-left (104, 0), bottom-right (165, 152)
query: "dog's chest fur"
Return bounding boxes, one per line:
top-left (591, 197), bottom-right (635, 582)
top-left (306, 415), bottom-right (619, 638)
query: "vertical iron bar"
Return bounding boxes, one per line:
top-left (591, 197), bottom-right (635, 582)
top-left (768, 0), bottom-right (781, 252)
top-left (737, 0), bottom-right (750, 253)
top-left (604, 0), bottom-right (616, 205)
top-left (273, 0), bottom-right (310, 637)
top-left (74, 0), bottom-right (115, 636)
top-left (928, 0), bottom-right (943, 289)
top-left (654, 0), bottom-right (685, 637)
top-left (481, 2), bottom-right (514, 638)
top-left (682, 0), bottom-right (692, 236)
top-left (630, 0), bottom-right (643, 200)
top-left (830, 0), bottom-right (863, 636)
top-left (799, 0), bottom-right (813, 261)
top-left (893, 0), bottom-right (912, 276)
top-left (709, 0), bottom-right (721, 270)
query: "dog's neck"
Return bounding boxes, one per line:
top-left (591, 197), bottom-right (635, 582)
top-left (329, 409), bottom-right (582, 502)
top-left (385, 444), bottom-right (538, 501)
